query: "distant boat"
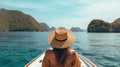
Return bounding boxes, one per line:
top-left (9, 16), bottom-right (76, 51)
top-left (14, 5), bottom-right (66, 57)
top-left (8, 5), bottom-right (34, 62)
top-left (25, 50), bottom-right (97, 67)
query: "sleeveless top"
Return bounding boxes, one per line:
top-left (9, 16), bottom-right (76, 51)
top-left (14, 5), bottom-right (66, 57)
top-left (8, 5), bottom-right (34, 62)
top-left (42, 55), bottom-right (81, 67)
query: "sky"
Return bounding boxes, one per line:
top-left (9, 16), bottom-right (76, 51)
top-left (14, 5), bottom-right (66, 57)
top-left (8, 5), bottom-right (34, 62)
top-left (0, 0), bottom-right (120, 30)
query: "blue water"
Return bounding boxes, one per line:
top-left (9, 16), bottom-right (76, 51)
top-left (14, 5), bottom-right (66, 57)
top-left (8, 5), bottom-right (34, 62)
top-left (0, 32), bottom-right (120, 67)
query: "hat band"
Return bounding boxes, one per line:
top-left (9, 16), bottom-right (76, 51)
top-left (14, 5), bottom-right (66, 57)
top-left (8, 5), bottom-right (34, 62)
top-left (55, 37), bottom-right (68, 42)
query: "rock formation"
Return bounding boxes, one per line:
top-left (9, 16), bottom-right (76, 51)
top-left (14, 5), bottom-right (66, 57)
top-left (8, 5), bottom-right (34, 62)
top-left (0, 8), bottom-right (49, 32)
top-left (70, 27), bottom-right (84, 32)
top-left (49, 27), bottom-right (56, 31)
top-left (112, 18), bottom-right (120, 32)
top-left (87, 18), bottom-right (120, 32)
top-left (39, 23), bottom-right (49, 31)
top-left (87, 19), bottom-right (111, 32)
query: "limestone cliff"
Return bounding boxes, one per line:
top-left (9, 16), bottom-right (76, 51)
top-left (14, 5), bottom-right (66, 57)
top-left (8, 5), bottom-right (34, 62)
top-left (0, 8), bottom-right (49, 31)
top-left (87, 18), bottom-right (120, 32)
top-left (112, 18), bottom-right (120, 32)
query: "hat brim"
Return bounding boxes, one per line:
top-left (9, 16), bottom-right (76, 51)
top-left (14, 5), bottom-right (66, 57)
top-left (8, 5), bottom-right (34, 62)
top-left (48, 29), bottom-right (75, 48)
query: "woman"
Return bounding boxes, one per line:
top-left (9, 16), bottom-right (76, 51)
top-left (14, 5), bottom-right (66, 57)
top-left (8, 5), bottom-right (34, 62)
top-left (42, 27), bottom-right (81, 67)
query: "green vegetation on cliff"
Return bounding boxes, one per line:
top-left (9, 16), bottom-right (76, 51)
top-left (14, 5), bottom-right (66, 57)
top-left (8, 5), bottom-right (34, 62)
top-left (0, 8), bottom-right (49, 32)
top-left (112, 18), bottom-right (120, 32)
top-left (87, 18), bottom-right (120, 32)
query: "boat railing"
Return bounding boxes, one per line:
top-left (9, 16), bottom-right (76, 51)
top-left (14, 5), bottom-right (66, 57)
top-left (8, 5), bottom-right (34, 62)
top-left (79, 54), bottom-right (97, 67)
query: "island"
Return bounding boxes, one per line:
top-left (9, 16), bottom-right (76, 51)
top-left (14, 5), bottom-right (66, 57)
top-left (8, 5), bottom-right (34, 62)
top-left (0, 8), bottom-right (49, 32)
top-left (87, 18), bottom-right (120, 32)
top-left (70, 27), bottom-right (84, 32)
top-left (49, 27), bottom-right (56, 31)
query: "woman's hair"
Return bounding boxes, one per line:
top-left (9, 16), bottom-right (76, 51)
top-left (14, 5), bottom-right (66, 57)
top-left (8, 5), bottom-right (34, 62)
top-left (53, 48), bottom-right (68, 65)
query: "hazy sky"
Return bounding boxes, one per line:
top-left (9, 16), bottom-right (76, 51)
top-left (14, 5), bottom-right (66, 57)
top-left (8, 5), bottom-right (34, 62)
top-left (0, 0), bottom-right (120, 29)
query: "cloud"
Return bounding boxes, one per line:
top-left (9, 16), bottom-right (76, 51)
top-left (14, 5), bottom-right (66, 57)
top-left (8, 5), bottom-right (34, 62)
top-left (81, 0), bottom-right (120, 22)
top-left (1, 1), bottom-right (54, 11)
top-left (48, 0), bottom-right (120, 29)
top-left (2, 1), bottom-right (37, 8)
top-left (61, 1), bottom-right (120, 29)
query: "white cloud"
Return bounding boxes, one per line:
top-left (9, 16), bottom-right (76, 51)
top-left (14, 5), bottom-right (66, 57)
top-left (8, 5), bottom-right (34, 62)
top-left (2, 1), bottom-right (54, 11)
top-left (60, 0), bottom-right (120, 29)
top-left (48, 0), bottom-right (120, 29)
top-left (81, 0), bottom-right (120, 22)
top-left (3, 1), bottom-right (37, 8)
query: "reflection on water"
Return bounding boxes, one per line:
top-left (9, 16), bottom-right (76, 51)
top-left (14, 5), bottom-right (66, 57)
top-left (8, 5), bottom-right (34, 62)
top-left (0, 32), bottom-right (120, 67)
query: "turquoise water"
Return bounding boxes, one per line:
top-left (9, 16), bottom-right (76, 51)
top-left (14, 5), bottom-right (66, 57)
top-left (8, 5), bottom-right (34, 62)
top-left (0, 32), bottom-right (120, 67)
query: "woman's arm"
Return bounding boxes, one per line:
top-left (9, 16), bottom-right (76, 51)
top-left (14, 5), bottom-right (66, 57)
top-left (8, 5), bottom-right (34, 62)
top-left (71, 52), bottom-right (81, 67)
top-left (42, 50), bottom-right (50, 67)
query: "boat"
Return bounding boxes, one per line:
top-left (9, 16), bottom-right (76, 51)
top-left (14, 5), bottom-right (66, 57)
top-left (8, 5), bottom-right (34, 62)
top-left (25, 51), bottom-right (97, 67)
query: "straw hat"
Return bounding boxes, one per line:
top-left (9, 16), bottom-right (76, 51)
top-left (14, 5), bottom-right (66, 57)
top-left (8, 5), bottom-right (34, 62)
top-left (48, 27), bottom-right (75, 48)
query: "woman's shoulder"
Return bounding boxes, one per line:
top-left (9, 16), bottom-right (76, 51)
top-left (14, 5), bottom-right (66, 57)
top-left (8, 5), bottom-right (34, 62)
top-left (44, 50), bottom-right (54, 59)
top-left (45, 50), bottom-right (54, 55)
top-left (68, 49), bottom-right (78, 57)
top-left (69, 49), bottom-right (77, 54)
top-left (45, 49), bottom-right (56, 56)
top-left (66, 49), bottom-right (78, 62)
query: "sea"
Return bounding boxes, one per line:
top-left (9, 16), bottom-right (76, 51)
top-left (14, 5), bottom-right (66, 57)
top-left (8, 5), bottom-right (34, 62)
top-left (0, 32), bottom-right (120, 67)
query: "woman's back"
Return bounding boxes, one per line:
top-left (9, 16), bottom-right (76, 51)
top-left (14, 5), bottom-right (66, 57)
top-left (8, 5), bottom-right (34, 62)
top-left (42, 49), bottom-right (81, 67)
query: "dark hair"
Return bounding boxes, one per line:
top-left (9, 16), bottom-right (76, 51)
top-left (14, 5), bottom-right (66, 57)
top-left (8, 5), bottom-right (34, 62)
top-left (53, 48), bottom-right (68, 65)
